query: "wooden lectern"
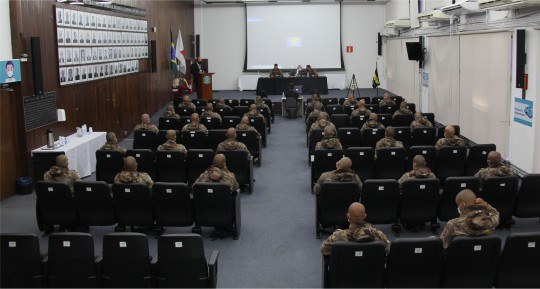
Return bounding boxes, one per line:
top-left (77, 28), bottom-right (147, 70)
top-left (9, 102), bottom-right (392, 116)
top-left (197, 73), bottom-right (214, 101)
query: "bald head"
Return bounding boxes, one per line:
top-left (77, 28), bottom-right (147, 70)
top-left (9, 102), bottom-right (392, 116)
top-left (226, 127), bottom-right (237, 139)
top-left (206, 103), bottom-right (214, 111)
top-left (359, 99), bottom-right (366, 107)
top-left (249, 104), bottom-right (257, 111)
top-left (213, 154), bottom-right (226, 169)
top-left (323, 126), bottom-right (335, 138)
top-left (400, 102), bottom-right (408, 109)
top-left (314, 102), bottom-right (324, 111)
top-left (256, 95), bottom-right (262, 102)
top-left (124, 156), bottom-right (138, 171)
top-left (412, 155), bottom-right (427, 169)
top-left (219, 98), bottom-right (226, 105)
top-left (414, 112), bottom-right (422, 120)
top-left (336, 157), bottom-right (353, 170)
top-left (241, 116), bottom-right (249, 125)
top-left (456, 189), bottom-right (477, 209)
top-left (444, 126), bottom-right (456, 138)
top-left (385, 126), bottom-right (396, 138)
top-left (318, 112), bottom-right (329, 120)
top-left (166, 130), bottom-right (177, 141)
top-left (347, 202), bottom-right (367, 225)
top-left (182, 95), bottom-right (190, 103)
top-left (369, 113), bottom-right (378, 121)
top-left (106, 132), bottom-right (117, 143)
top-left (487, 151), bottom-right (502, 167)
top-left (190, 113), bottom-right (200, 123)
top-left (383, 93), bottom-right (391, 101)
top-left (141, 113), bottom-right (150, 124)
top-left (167, 105), bottom-right (175, 113)
top-left (55, 155), bottom-right (69, 168)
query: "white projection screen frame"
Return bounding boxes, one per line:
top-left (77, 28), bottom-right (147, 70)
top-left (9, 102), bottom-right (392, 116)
top-left (245, 3), bottom-right (344, 71)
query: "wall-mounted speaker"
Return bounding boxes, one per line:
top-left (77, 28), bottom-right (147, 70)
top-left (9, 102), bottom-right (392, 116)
top-left (150, 40), bottom-right (157, 73)
top-left (377, 33), bottom-right (382, 56)
top-left (195, 34), bottom-right (200, 58)
top-left (30, 37), bottom-right (43, 95)
top-left (516, 29), bottom-right (526, 89)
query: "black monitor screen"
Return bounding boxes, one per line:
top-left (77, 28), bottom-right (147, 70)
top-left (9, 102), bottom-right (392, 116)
top-left (406, 42), bottom-right (423, 61)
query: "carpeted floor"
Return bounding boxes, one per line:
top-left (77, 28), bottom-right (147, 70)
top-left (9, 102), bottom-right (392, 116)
top-left (1, 90), bottom-right (539, 288)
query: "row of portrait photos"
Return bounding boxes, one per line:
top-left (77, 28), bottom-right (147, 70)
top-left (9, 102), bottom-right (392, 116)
top-left (58, 46), bottom-right (148, 66)
top-left (56, 7), bottom-right (147, 32)
top-left (57, 28), bottom-right (148, 47)
top-left (59, 61), bottom-right (140, 86)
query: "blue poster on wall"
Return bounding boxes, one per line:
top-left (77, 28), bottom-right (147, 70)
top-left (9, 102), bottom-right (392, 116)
top-left (0, 59), bottom-right (22, 85)
top-left (514, 98), bottom-right (534, 127)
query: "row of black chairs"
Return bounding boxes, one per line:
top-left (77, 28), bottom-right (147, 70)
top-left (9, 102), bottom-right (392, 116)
top-left (316, 175), bottom-right (540, 237)
top-left (171, 106), bottom-right (272, 130)
top-left (323, 233), bottom-right (540, 288)
top-left (306, 102), bottom-right (416, 118)
top-left (35, 181), bottom-right (241, 238)
top-left (1, 233), bottom-right (219, 288)
top-left (185, 97), bottom-right (273, 111)
top-left (307, 112), bottom-right (433, 132)
top-left (305, 95), bottom-right (405, 107)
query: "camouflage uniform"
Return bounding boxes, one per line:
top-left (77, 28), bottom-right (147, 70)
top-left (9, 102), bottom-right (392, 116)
top-left (244, 111), bottom-right (267, 124)
top-left (309, 120), bottom-right (337, 137)
top-left (343, 99), bottom-right (358, 107)
top-left (440, 202), bottom-right (500, 249)
top-left (313, 169), bottom-right (363, 195)
top-left (350, 107), bottom-right (372, 118)
top-left (201, 110), bottom-right (222, 122)
top-left (435, 135), bottom-right (465, 151)
top-left (43, 166), bottom-right (81, 193)
top-left (157, 140), bottom-right (187, 155)
top-left (195, 166), bottom-right (239, 191)
top-left (100, 142), bottom-right (127, 154)
top-left (181, 122), bottom-right (208, 133)
top-left (306, 110), bottom-right (321, 124)
top-left (393, 108), bottom-right (413, 116)
top-left (255, 101), bottom-right (270, 110)
top-left (398, 167), bottom-right (437, 188)
top-left (269, 68), bottom-right (283, 78)
top-left (320, 222), bottom-right (391, 255)
top-left (217, 139), bottom-right (252, 160)
top-left (178, 102), bottom-right (196, 110)
top-left (307, 100), bottom-right (323, 108)
top-left (163, 110), bottom-right (180, 120)
top-left (360, 120), bottom-right (385, 133)
top-left (134, 123), bottom-right (159, 134)
top-left (375, 137), bottom-right (404, 150)
top-left (410, 118), bottom-right (434, 130)
top-left (379, 99), bottom-right (396, 106)
top-left (474, 165), bottom-right (515, 183)
top-left (236, 123), bottom-right (261, 139)
top-left (114, 170), bottom-right (154, 189)
top-left (215, 103), bottom-right (232, 110)
top-left (315, 137), bottom-right (343, 150)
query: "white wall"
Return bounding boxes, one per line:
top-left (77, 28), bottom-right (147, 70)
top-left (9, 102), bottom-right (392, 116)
top-left (0, 0), bottom-right (13, 60)
top-left (386, 37), bottom-right (421, 105)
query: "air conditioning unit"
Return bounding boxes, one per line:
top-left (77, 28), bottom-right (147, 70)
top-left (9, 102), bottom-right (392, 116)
top-left (417, 10), bottom-right (452, 22)
top-left (441, 0), bottom-right (482, 15)
top-left (385, 19), bottom-right (411, 29)
top-left (479, 0), bottom-right (540, 10)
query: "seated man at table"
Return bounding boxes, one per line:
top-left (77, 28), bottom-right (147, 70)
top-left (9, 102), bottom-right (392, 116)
top-left (290, 65), bottom-right (305, 77)
top-left (163, 104), bottom-right (180, 120)
top-left (43, 154), bottom-right (81, 193)
top-left (305, 65), bottom-right (318, 77)
top-left (181, 113), bottom-right (208, 134)
top-left (157, 130), bottom-right (187, 155)
top-left (360, 113), bottom-right (385, 133)
top-left (217, 128), bottom-right (252, 160)
top-left (269, 63), bottom-right (283, 78)
top-left (201, 103), bottom-right (222, 122)
top-left (100, 132), bottom-right (127, 154)
top-left (244, 104), bottom-right (267, 124)
top-left (195, 153), bottom-right (239, 192)
top-left (236, 116), bottom-right (261, 139)
top-left (379, 92), bottom-right (397, 106)
top-left (313, 157), bottom-right (363, 195)
top-left (309, 112), bottom-right (337, 137)
top-left (114, 156), bottom-right (154, 189)
top-left (134, 113), bottom-right (159, 134)
top-left (350, 99), bottom-right (371, 119)
top-left (315, 126), bottom-right (343, 150)
top-left (284, 83), bottom-right (300, 99)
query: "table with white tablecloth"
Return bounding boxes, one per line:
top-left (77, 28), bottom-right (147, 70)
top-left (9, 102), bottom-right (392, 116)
top-left (31, 132), bottom-right (106, 178)
top-left (238, 73), bottom-right (347, 92)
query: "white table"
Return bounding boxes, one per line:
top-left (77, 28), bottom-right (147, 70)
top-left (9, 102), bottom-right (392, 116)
top-left (31, 132), bottom-right (106, 178)
top-left (324, 74), bottom-right (347, 89)
top-left (238, 73), bottom-right (347, 91)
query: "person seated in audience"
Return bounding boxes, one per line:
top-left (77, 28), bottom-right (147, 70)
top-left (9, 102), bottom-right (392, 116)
top-left (410, 112), bottom-right (433, 130)
top-left (309, 112), bottom-right (337, 138)
top-left (100, 132), bottom-right (126, 154)
top-left (393, 101), bottom-right (413, 116)
top-left (114, 156), bottom-right (154, 189)
top-left (163, 104), bottom-right (180, 120)
top-left (134, 113), bottom-right (159, 134)
top-left (307, 93), bottom-right (323, 108)
top-left (195, 153), bottom-right (239, 192)
top-left (306, 102), bottom-right (324, 124)
top-left (435, 125), bottom-right (464, 151)
top-left (284, 83), bottom-right (300, 99)
top-left (215, 98), bottom-right (232, 110)
top-left (320, 202), bottom-right (390, 256)
top-left (43, 154), bottom-right (81, 193)
top-left (440, 189), bottom-right (499, 250)
top-left (217, 128), bottom-right (252, 160)
top-left (305, 65), bottom-right (318, 77)
top-left (255, 95), bottom-right (269, 110)
top-left (313, 157), bottom-right (362, 195)
top-left (244, 104), bottom-right (267, 124)
top-left (376, 126), bottom-right (403, 150)
top-left (178, 95), bottom-right (196, 110)
top-left (315, 126), bottom-right (343, 150)
top-left (236, 116), bottom-right (261, 139)
top-left (290, 65), bottom-right (305, 77)
top-left (181, 113), bottom-right (208, 134)
top-left (269, 63), bottom-right (283, 78)
top-left (350, 99), bottom-right (372, 119)
top-left (342, 94), bottom-right (358, 107)
top-left (398, 155), bottom-right (436, 188)
top-left (157, 130), bottom-right (187, 155)
top-left (474, 151), bottom-right (514, 183)
top-left (201, 103), bottom-right (222, 122)
top-left (379, 92), bottom-right (397, 106)
top-left (360, 113), bottom-right (385, 133)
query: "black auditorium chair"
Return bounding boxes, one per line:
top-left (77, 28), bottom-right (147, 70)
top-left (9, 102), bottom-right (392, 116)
top-left (99, 233), bottom-right (153, 288)
top-left (207, 129), bottom-right (228, 151)
top-left (177, 107), bottom-right (194, 117)
top-left (330, 114), bottom-right (349, 130)
top-left (371, 96), bottom-right (382, 104)
top-left (513, 174), bottom-right (540, 221)
top-left (263, 99), bottom-right (274, 123)
top-left (158, 130), bottom-right (181, 147)
top-left (154, 234), bottom-right (219, 288)
top-left (36, 181), bottom-right (78, 233)
top-left (233, 106), bottom-right (249, 118)
top-left (393, 127), bottom-right (411, 148)
top-left (45, 233), bottom-right (98, 288)
top-left (155, 150), bottom-right (187, 183)
top-left (96, 150), bottom-right (124, 183)
top-left (0, 234), bottom-right (44, 288)
top-left (152, 183), bottom-right (193, 229)
top-left (284, 97), bottom-right (298, 119)
top-left (158, 117), bottom-right (179, 130)
top-left (200, 116), bottom-right (221, 130)
top-left (393, 114), bottom-right (414, 127)
top-left (411, 127), bottom-right (437, 146)
top-left (74, 181), bottom-right (116, 227)
top-left (496, 232), bottom-right (540, 288)
top-left (380, 104), bottom-right (398, 115)
top-left (378, 113), bottom-right (393, 127)
top-left (405, 103), bottom-right (416, 113)
top-left (399, 179), bottom-right (440, 232)
top-left (322, 97), bottom-right (338, 106)
top-left (338, 128), bottom-right (361, 150)
top-left (133, 130), bottom-right (159, 152)
top-left (216, 106), bottom-right (233, 118)
top-left (366, 103), bottom-right (380, 113)
top-left (361, 179), bottom-right (400, 234)
top-left (311, 149), bottom-right (344, 191)
top-left (308, 128), bottom-right (325, 163)
top-left (32, 151), bottom-right (65, 182)
top-left (465, 144), bottom-right (496, 176)
top-left (479, 176), bottom-right (519, 228)
top-left (195, 106), bottom-right (207, 115)
top-left (323, 242), bottom-right (386, 288)
top-left (236, 129), bottom-right (263, 166)
top-left (316, 182), bottom-right (361, 239)
top-left (407, 146), bottom-right (437, 172)
top-left (305, 106), bottom-right (315, 118)
top-left (438, 177), bottom-right (480, 222)
top-left (126, 149), bottom-right (156, 180)
top-left (258, 107), bottom-right (272, 133)
top-left (186, 149), bottom-right (214, 186)
top-left (345, 147), bottom-right (374, 181)
top-left (391, 96), bottom-right (403, 105)
top-left (218, 150), bottom-right (254, 193)
top-left (436, 146), bottom-right (467, 181)
top-left (350, 115), bottom-right (368, 129)
top-left (358, 97), bottom-right (370, 103)
top-left (111, 183), bottom-right (154, 231)
top-left (361, 128), bottom-right (385, 148)
top-left (248, 116), bottom-right (267, 147)
top-left (222, 116), bottom-right (240, 129)
top-left (437, 125), bottom-right (460, 140)
top-left (225, 99), bottom-right (239, 107)
top-left (386, 237), bottom-right (443, 288)
top-left (192, 99), bottom-right (207, 107)
top-left (326, 105), bottom-right (343, 117)
top-left (240, 98), bottom-right (254, 107)
top-left (192, 183), bottom-right (241, 240)
top-left (375, 147), bottom-right (406, 180)
top-left (306, 115), bottom-right (318, 133)
top-left (421, 112), bottom-right (435, 125)
top-left (182, 130), bottom-right (208, 150)
top-left (179, 116), bottom-right (192, 128)
top-left (441, 235), bottom-right (501, 288)
top-left (343, 105), bottom-right (355, 115)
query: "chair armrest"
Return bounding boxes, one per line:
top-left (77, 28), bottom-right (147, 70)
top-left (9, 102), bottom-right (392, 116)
top-left (208, 250), bottom-right (219, 288)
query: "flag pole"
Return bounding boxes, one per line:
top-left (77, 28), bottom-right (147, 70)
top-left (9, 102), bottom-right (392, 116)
top-left (376, 62), bottom-right (379, 97)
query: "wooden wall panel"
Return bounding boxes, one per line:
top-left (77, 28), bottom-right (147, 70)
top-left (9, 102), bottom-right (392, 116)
top-left (0, 89), bottom-right (23, 200)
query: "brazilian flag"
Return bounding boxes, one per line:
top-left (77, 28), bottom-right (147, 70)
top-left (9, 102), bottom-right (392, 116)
top-left (170, 29), bottom-right (178, 75)
top-left (372, 65), bottom-right (380, 89)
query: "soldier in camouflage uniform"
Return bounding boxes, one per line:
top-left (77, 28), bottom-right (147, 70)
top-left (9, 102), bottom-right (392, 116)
top-left (321, 202), bottom-right (390, 255)
top-left (309, 112), bottom-right (337, 138)
top-left (43, 155), bottom-right (81, 193)
top-left (163, 104), bottom-right (180, 120)
top-left (375, 126), bottom-right (404, 150)
top-left (181, 113), bottom-right (208, 134)
top-left (410, 112), bottom-right (433, 130)
top-left (435, 126), bottom-right (464, 151)
top-left (236, 116), bottom-right (261, 139)
top-left (342, 94), bottom-right (358, 107)
top-left (307, 93), bottom-right (323, 108)
top-left (360, 113), bottom-right (385, 133)
top-left (134, 113), bottom-right (159, 134)
top-left (440, 189), bottom-right (499, 249)
top-left (201, 103), bottom-right (222, 122)
top-left (100, 132), bottom-right (126, 154)
top-left (306, 102), bottom-right (324, 124)
top-left (474, 151), bottom-right (514, 183)
top-left (350, 99), bottom-right (372, 119)
top-left (244, 104), bottom-right (267, 124)
top-left (195, 153), bottom-right (239, 192)
top-left (157, 130), bottom-right (187, 155)
top-left (114, 156), bottom-right (154, 189)
top-left (393, 101), bottom-right (413, 116)
top-left (217, 128), bottom-right (252, 160)
top-left (398, 155), bottom-right (436, 188)
top-left (255, 95), bottom-right (270, 110)
top-left (215, 98), bottom-right (232, 110)
top-left (378, 93), bottom-right (396, 106)
top-left (313, 157), bottom-right (363, 195)
top-left (178, 95), bottom-right (196, 110)
top-left (269, 64), bottom-right (283, 78)
top-left (315, 126), bottom-right (343, 150)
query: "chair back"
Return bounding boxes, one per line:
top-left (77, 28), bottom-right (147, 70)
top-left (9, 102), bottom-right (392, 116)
top-left (74, 181), bottom-right (116, 226)
top-left (153, 182), bottom-right (193, 227)
top-left (362, 179), bottom-right (399, 224)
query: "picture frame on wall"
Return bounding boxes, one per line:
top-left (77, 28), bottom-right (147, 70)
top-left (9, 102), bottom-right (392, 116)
top-left (65, 29), bottom-right (72, 44)
top-left (85, 48), bottom-right (92, 62)
top-left (74, 66), bottom-right (81, 83)
top-left (91, 13), bottom-right (96, 28)
top-left (81, 66), bottom-right (87, 80)
top-left (79, 29), bottom-right (85, 45)
top-left (71, 11), bottom-right (77, 26)
top-left (66, 48), bottom-right (72, 65)
top-left (56, 8), bottom-right (63, 25)
top-left (57, 27), bottom-right (64, 45)
top-left (85, 12), bottom-right (90, 28)
top-left (58, 48), bottom-right (65, 65)
top-left (85, 30), bottom-right (91, 45)
top-left (72, 30), bottom-right (78, 44)
top-left (59, 67), bottom-right (66, 85)
top-left (80, 48), bottom-right (86, 64)
top-left (73, 48), bottom-right (80, 64)
top-left (91, 47), bottom-right (98, 62)
top-left (86, 65), bottom-right (93, 80)
top-left (67, 67), bottom-right (74, 83)
top-left (78, 11), bottom-right (84, 26)
top-left (63, 9), bottom-right (70, 26)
